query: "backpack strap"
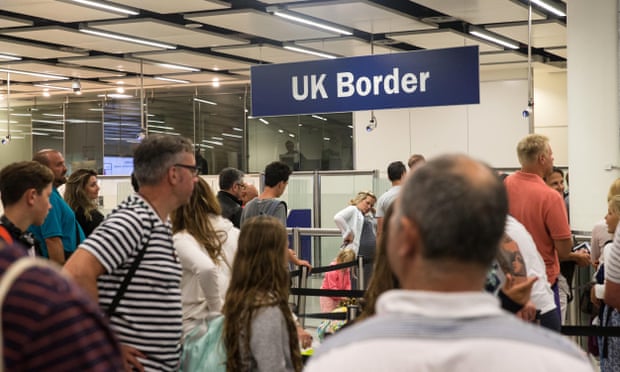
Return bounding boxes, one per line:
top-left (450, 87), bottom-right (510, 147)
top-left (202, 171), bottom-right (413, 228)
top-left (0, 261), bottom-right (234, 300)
top-left (0, 257), bottom-right (58, 372)
top-left (265, 199), bottom-right (286, 217)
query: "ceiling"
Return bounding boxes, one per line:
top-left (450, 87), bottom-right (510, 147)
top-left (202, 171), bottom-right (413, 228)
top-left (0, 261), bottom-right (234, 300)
top-left (0, 0), bottom-right (567, 99)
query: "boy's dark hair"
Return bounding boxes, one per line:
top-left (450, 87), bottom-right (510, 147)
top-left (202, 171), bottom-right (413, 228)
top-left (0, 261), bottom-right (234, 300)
top-left (264, 161), bottom-right (292, 187)
top-left (0, 161), bottom-right (54, 206)
top-left (387, 161), bottom-right (406, 182)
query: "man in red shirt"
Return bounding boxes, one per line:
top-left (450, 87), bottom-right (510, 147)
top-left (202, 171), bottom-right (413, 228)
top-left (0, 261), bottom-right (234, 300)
top-left (504, 134), bottom-right (590, 319)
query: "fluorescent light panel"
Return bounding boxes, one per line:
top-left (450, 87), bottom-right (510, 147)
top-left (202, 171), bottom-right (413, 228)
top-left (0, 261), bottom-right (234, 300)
top-left (158, 63), bottom-right (200, 72)
top-left (0, 54), bottom-right (21, 61)
top-left (154, 76), bottom-right (190, 84)
top-left (80, 28), bottom-right (176, 49)
top-left (34, 84), bottom-right (72, 90)
top-left (259, 118), bottom-right (269, 125)
top-left (530, 0), bottom-right (566, 17)
top-left (273, 11), bottom-right (352, 35)
top-left (69, 0), bottom-right (138, 15)
top-left (193, 98), bottom-right (217, 105)
top-left (312, 114), bottom-right (327, 121)
top-left (222, 132), bottom-right (242, 139)
top-left (469, 28), bottom-right (519, 50)
top-left (283, 45), bottom-right (337, 59)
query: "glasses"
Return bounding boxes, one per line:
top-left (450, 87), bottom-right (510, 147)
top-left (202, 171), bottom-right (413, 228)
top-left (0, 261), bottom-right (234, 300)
top-left (174, 163), bottom-right (200, 176)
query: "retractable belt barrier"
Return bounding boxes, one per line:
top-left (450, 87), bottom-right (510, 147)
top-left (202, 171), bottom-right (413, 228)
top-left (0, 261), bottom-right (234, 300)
top-left (562, 326), bottom-right (620, 337)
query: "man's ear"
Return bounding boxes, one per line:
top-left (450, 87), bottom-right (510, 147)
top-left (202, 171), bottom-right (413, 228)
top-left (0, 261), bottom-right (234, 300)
top-left (168, 165), bottom-right (179, 185)
top-left (24, 188), bottom-right (37, 207)
top-left (395, 216), bottom-right (421, 259)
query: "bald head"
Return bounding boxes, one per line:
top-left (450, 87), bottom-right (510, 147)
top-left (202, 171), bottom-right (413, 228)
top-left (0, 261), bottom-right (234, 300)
top-left (393, 154), bottom-right (507, 271)
top-left (33, 149), bottom-right (67, 187)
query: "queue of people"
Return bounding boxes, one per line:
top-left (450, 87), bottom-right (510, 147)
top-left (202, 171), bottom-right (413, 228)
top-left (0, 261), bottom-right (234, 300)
top-left (0, 132), bottom-right (609, 371)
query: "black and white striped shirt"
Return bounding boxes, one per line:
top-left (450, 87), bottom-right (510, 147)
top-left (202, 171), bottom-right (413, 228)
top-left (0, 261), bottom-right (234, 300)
top-left (82, 194), bottom-right (182, 371)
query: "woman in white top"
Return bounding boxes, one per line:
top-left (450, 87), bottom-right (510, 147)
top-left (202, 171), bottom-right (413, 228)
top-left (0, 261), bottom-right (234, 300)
top-left (171, 177), bottom-right (239, 337)
top-left (333, 191), bottom-right (376, 255)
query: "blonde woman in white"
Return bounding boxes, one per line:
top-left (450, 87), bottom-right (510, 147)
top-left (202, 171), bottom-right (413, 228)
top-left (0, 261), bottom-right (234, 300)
top-left (333, 191), bottom-right (376, 255)
top-left (171, 177), bottom-right (239, 337)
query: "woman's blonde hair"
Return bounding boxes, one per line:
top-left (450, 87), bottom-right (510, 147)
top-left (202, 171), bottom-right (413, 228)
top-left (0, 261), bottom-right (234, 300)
top-left (223, 216), bottom-right (302, 372)
top-left (609, 195), bottom-right (620, 216)
top-left (171, 177), bottom-right (227, 263)
top-left (608, 178), bottom-right (620, 201)
top-left (64, 168), bottom-right (98, 221)
top-left (349, 190), bottom-right (376, 205)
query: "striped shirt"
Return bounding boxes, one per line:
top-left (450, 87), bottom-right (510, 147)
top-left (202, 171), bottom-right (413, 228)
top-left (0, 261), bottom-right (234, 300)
top-left (81, 194), bottom-right (182, 371)
top-left (606, 227), bottom-right (620, 284)
top-left (1, 243), bottom-right (124, 371)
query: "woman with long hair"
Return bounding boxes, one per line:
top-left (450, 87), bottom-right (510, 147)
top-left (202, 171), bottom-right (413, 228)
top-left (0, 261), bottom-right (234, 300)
top-left (64, 168), bottom-right (103, 237)
top-left (223, 216), bottom-right (302, 372)
top-left (171, 177), bottom-right (239, 337)
top-left (333, 191), bottom-right (376, 255)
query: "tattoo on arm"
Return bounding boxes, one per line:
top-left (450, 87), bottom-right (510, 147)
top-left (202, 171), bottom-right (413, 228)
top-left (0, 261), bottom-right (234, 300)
top-left (498, 235), bottom-right (527, 278)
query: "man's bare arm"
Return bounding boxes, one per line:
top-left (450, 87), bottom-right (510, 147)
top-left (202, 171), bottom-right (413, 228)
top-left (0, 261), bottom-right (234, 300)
top-left (63, 248), bottom-right (106, 301)
top-left (556, 238), bottom-right (590, 267)
top-left (46, 237), bottom-right (65, 265)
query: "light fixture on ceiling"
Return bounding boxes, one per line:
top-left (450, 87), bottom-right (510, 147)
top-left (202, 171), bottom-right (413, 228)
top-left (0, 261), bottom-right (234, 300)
top-left (283, 45), bottom-right (338, 59)
top-left (67, 0), bottom-right (139, 15)
top-left (79, 28), bottom-right (176, 49)
top-left (158, 63), bottom-right (200, 72)
top-left (468, 26), bottom-right (520, 50)
top-left (366, 111), bottom-right (378, 132)
top-left (530, 0), bottom-right (566, 17)
top-left (1, 135), bottom-right (10, 145)
top-left (0, 68), bottom-right (68, 80)
top-left (259, 118), bottom-right (269, 125)
top-left (72, 79), bottom-right (82, 95)
top-left (270, 9), bottom-right (353, 35)
top-left (154, 76), bottom-right (190, 84)
top-left (212, 78), bottom-right (220, 88)
top-left (193, 97), bottom-right (217, 105)
top-left (34, 84), bottom-right (72, 91)
top-left (42, 89), bottom-right (50, 97)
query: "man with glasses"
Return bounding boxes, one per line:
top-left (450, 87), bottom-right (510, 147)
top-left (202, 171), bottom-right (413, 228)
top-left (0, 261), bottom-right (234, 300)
top-left (217, 167), bottom-right (245, 228)
top-left (65, 135), bottom-right (198, 371)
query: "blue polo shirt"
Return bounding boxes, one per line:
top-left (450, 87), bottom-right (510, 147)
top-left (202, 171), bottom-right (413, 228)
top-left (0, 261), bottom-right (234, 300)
top-left (28, 187), bottom-right (85, 258)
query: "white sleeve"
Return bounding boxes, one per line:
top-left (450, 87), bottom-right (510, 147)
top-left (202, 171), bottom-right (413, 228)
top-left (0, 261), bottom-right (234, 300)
top-left (173, 232), bottom-right (223, 312)
top-left (606, 229), bottom-right (620, 284)
top-left (334, 206), bottom-right (354, 239)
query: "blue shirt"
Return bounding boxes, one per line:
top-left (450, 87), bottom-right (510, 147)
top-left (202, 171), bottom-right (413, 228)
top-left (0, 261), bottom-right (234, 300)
top-left (28, 187), bottom-right (85, 257)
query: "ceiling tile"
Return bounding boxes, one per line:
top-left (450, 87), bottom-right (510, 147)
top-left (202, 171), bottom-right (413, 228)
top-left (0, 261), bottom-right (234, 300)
top-left (212, 44), bottom-right (321, 63)
top-left (60, 56), bottom-right (190, 75)
top-left (131, 50), bottom-right (253, 71)
top-left (546, 47), bottom-right (567, 59)
top-left (411, 0), bottom-right (545, 24)
top-left (479, 51), bottom-right (528, 64)
top-left (159, 71), bottom-right (241, 84)
top-left (0, 37), bottom-right (87, 59)
top-left (0, 61), bottom-right (125, 79)
top-left (289, 0), bottom-right (436, 34)
top-left (295, 37), bottom-right (397, 57)
top-left (185, 9), bottom-right (338, 41)
top-left (2, 26), bottom-right (167, 54)
top-left (0, 15), bottom-right (33, 28)
top-left (88, 18), bottom-right (247, 48)
top-left (99, 76), bottom-right (180, 87)
top-left (487, 21), bottom-right (566, 48)
top-left (110, 0), bottom-right (229, 14)
top-left (388, 28), bottom-right (503, 52)
top-left (2, 0), bottom-right (130, 23)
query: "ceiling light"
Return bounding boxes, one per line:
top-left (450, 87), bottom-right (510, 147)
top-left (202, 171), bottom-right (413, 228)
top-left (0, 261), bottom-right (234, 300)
top-left (148, 125), bottom-right (174, 130)
top-left (116, 86), bottom-right (125, 93)
top-left (259, 118), bottom-right (269, 125)
top-left (222, 133), bottom-right (242, 139)
top-left (202, 139), bottom-right (223, 146)
top-left (283, 45), bottom-right (338, 59)
top-left (154, 76), bottom-right (190, 84)
top-left (0, 54), bottom-right (21, 61)
top-left (288, 133), bottom-right (295, 138)
top-left (0, 68), bottom-right (68, 80)
top-left (273, 10), bottom-right (352, 35)
top-left (42, 89), bottom-right (50, 97)
top-left (193, 97), bottom-right (217, 105)
top-left (72, 79), bottom-right (82, 94)
top-left (212, 136), bottom-right (223, 141)
top-left (68, 0), bottom-right (139, 15)
top-left (278, 129), bottom-right (284, 133)
top-left (34, 84), bottom-right (72, 91)
top-left (469, 27), bottom-right (519, 50)
top-left (312, 114), bottom-right (327, 121)
top-left (212, 78), bottom-right (220, 87)
top-left (232, 127), bottom-right (243, 132)
top-left (80, 28), bottom-right (176, 49)
top-left (158, 63), bottom-right (200, 72)
top-left (530, 0), bottom-right (566, 17)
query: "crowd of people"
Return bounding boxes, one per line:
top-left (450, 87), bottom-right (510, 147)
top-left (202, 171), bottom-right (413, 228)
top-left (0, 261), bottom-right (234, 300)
top-left (0, 132), bottom-right (612, 371)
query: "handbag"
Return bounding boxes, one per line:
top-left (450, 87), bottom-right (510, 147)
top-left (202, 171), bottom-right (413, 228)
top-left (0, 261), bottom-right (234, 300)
top-left (180, 315), bottom-right (227, 372)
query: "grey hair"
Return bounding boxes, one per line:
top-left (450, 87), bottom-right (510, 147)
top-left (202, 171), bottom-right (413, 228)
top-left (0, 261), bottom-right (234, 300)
top-left (133, 135), bottom-right (194, 186)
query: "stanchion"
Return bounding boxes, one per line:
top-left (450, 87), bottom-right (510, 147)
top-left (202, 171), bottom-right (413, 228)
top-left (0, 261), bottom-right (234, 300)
top-left (346, 304), bottom-right (360, 322)
top-left (357, 255), bottom-right (365, 290)
top-left (298, 265), bottom-right (309, 328)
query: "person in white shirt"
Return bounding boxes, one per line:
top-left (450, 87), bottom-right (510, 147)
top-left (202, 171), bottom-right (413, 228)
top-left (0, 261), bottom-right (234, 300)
top-left (333, 191), bottom-right (376, 255)
top-left (171, 177), bottom-right (239, 337)
top-left (306, 154), bottom-right (593, 372)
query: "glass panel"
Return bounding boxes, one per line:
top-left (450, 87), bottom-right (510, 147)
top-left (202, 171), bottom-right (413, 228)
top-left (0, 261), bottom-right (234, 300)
top-left (247, 112), bottom-right (354, 173)
top-left (320, 174), bottom-right (375, 229)
top-left (103, 98), bottom-right (141, 176)
top-left (65, 101), bottom-right (103, 174)
top-left (31, 103), bottom-right (63, 154)
top-left (1, 102), bottom-right (33, 164)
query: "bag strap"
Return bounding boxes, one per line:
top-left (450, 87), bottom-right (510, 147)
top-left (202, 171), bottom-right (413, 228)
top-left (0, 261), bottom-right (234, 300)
top-left (0, 226), bottom-right (13, 245)
top-left (265, 199), bottom-right (285, 217)
top-left (0, 257), bottom-right (57, 372)
top-left (106, 218), bottom-right (153, 317)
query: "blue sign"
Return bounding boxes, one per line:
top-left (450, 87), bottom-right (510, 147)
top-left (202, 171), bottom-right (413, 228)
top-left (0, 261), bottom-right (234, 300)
top-left (250, 46), bottom-right (480, 117)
